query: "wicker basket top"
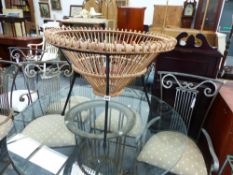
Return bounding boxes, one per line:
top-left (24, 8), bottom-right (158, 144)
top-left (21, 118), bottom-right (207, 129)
top-left (44, 27), bottom-right (177, 55)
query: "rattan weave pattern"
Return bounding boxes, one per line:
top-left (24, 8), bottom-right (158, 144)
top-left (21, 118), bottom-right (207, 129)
top-left (45, 27), bottom-right (177, 96)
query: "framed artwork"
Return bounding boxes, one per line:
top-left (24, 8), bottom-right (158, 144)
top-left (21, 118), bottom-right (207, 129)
top-left (69, 5), bottom-right (82, 17)
top-left (50, 0), bottom-right (62, 10)
top-left (39, 2), bottom-right (51, 18)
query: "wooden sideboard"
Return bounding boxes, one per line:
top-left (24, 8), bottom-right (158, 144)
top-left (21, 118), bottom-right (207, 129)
top-left (117, 7), bottom-right (146, 31)
top-left (205, 81), bottom-right (233, 175)
top-left (0, 36), bottom-right (42, 61)
top-left (153, 32), bottom-right (222, 79)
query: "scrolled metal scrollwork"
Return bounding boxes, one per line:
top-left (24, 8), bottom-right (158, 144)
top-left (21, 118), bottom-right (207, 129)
top-left (9, 47), bottom-right (44, 62)
top-left (24, 63), bottom-right (42, 78)
top-left (161, 73), bottom-right (218, 97)
top-left (10, 47), bottom-right (27, 62)
top-left (23, 62), bottom-right (73, 79)
top-left (59, 63), bottom-right (73, 77)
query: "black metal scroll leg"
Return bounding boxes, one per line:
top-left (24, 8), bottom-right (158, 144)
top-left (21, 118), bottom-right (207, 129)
top-left (61, 72), bottom-right (77, 116)
top-left (10, 67), bottom-right (20, 109)
top-left (141, 75), bottom-right (151, 108)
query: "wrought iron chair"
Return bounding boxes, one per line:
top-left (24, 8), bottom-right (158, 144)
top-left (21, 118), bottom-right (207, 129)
top-left (27, 22), bottom-right (60, 62)
top-left (8, 47), bottom-right (44, 113)
top-left (0, 62), bottom-right (14, 165)
top-left (10, 60), bottom-right (82, 148)
top-left (137, 71), bottom-right (224, 175)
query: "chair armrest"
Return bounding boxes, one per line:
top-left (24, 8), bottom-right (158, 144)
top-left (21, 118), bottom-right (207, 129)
top-left (140, 116), bottom-right (161, 142)
top-left (201, 128), bottom-right (219, 173)
top-left (146, 116), bottom-right (161, 129)
top-left (27, 42), bottom-right (44, 48)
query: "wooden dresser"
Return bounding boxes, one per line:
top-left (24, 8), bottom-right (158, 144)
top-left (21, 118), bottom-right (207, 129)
top-left (206, 81), bottom-right (233, 175)
top-left (117, 7), bottom-right (146, 31)
top-left (154, 32), bottom-right (222, 79)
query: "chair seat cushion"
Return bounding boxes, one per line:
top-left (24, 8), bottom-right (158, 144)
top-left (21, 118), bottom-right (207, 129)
top-left (41, 52), bottom-right (58, 61)
top-left (95, 109), bottom-right (143, 137)
top-left (137, 131), bottom-right (207, 175)
top-left (0, 115), bottom-right (13, 140)
top-left (22, 114), bottom-right (75, 147)
top-left (47, 96), bottom-right (91, 115)
top-left (9, 90), bottom-right (38, 112)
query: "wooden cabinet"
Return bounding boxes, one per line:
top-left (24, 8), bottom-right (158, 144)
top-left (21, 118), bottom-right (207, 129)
top-left (205, 81), bottom-right (233, 175)
top-left (5, 0), bottom-right (36, 34)
top-left (194, 0), bottom-right (224, 31)
top-left (153, 32), bottom-right (222, 79)
top-left (117, 7), bottom-right (146, 31)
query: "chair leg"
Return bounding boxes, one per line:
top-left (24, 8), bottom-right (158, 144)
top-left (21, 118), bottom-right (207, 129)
top-left (218, 156), bottom-right (230, 175)
top-left (141, 76), bottom-right (151, 107)
top-left (61, 72), bottom-right (77, 115)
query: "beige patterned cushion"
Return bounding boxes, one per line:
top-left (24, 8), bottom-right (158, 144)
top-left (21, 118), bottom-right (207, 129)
top-left (137, 131), bottom-right (207, 175)
top-left (95, 109), bottom-right (143, 137)
top-left (47, 96), bottom-right (90, 115)
top-left (0, 115), bottom-right (13, 140)
top-left (22, 114), bottom-right (75, 147)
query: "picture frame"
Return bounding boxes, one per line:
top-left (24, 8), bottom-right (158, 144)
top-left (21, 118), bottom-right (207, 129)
top-left (39, 2), bottom-right (51, 18)
top-left (69, 5), bottom-right (83, 17)
top-left (50, 0), bottom-right (62, 10)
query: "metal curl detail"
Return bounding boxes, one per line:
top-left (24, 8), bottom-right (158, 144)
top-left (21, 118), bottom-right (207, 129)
top-left (200, 80), bottom-right (218, 97)
top-left (24, 64), bottom-right (42, 78)
top-left (10, 48), bottom-right (28, 62)
top-left (23, 62), bottom-right (73, 79)
top-left (60, 64), bottom-right (73, 77)
top-left (162, 74), bottom-right (183, 89)
top-left (162, 73), bottom-right (218, 97)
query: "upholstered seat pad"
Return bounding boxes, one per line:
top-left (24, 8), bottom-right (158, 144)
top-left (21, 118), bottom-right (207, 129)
top-left (137, 131), bottom-right (207, 175)
top-left (9, 90), bottom-right (38, 112)
top-left (30, 52), bottom-right (57, 61)
top-left (47, 96), bottom-right (91, 115)
top-left (95, 109), bottom-right (143, 137)
top-left (22, 114), bottom-right (75, 147)
top-left (0, 115), bottom-right (13, 140)
top-left (41, 52), bottom-right (58, 61)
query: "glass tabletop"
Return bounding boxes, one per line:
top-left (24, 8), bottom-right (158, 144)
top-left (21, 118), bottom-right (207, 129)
top-left (7, 85), bottom-right (187, 175)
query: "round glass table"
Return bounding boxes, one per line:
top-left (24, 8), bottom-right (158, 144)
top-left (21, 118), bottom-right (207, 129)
top-left (7, 85), bottom-right (187, 175)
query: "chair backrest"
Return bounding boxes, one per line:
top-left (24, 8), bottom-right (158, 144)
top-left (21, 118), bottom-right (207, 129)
top-left (158, 71), bottom-right (224, 139)
top-left (0, 61), bottom-right (19, 140)
top-left (41, 22), bottom-right (60, 61)
top-left (0, 67), bottom-right (11, 116)
top-left (20, 61), bottom-right (73, 114)
top-left (9, 47), bottom-right (44, 62)
top-left (27, 22), bottom-right (60, 62)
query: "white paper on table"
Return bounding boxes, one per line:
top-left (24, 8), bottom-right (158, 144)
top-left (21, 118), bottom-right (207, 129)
top-left (8, 134), bottom-right (97, 175)
top-left (7, 134), bottom-right (41, 159)
top-left (7, 133), bottom-right (25, 143)
top-left (58, 163), bottom-right (85, 175)
top-left (29, 145), bottom-right (68, 174)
